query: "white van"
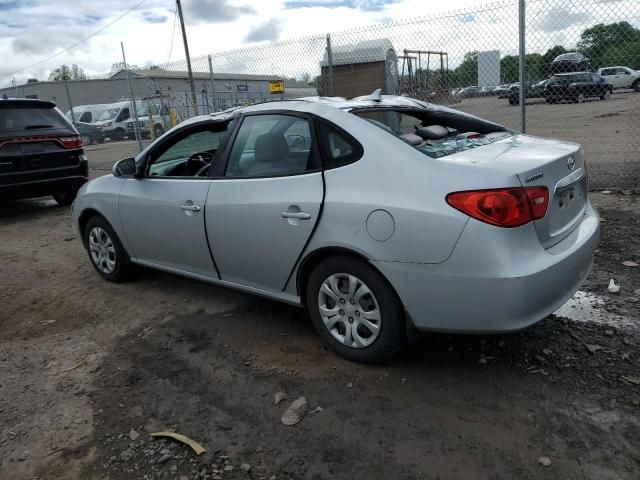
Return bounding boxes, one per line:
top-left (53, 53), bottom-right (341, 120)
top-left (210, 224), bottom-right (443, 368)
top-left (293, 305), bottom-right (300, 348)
top-left (93, 99), bottom-right (170, 140)
top-left (65, 104), bottom-right (107, 124)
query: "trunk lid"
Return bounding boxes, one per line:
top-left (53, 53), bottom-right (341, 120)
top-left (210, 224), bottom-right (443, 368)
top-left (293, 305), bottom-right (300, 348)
top-left (448, 134), bottom-right (588, 248)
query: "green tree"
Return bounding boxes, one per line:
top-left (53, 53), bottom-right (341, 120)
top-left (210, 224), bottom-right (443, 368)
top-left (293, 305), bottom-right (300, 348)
top-left (48, 64), bottom-right (86, 81)
top-left (451, 51), bottom-right (478, 87)
top-left (578, 22), bottom-right (640, 69)
top-left (110, 62), bottom-right (140, 75)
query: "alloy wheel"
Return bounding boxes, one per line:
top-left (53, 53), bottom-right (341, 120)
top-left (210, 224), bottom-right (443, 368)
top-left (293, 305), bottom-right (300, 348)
top-left (88, 227), bottom-right (116, 274)
top-left (317, 273), bottom-right (381, 348)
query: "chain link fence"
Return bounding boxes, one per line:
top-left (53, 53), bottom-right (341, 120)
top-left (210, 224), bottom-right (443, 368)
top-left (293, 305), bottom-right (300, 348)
top-left (2, 0), bottom-right (638, 189)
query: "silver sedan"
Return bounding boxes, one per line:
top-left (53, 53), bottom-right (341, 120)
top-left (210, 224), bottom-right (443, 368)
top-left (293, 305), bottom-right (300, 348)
top-left (72, 94), bottom-right (599, 363)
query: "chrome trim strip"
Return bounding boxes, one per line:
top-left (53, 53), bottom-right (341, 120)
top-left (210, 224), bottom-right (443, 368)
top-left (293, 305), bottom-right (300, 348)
top-left (554, 168), bottom-right (584, 195)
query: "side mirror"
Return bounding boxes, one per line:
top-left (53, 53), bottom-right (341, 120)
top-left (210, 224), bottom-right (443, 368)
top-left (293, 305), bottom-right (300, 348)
top-left (112, 157), bottom-right (137, 177)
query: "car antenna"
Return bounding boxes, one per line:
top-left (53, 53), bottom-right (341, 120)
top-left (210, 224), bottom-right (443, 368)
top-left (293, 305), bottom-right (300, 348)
top-left (363, 88), bottom-right (383, 102)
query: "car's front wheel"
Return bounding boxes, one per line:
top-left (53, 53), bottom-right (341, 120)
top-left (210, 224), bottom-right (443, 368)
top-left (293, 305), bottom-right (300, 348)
top-left (600, 90), bottom-right (611, 100)
top-left (84, 216), bottom-right (132, 282)
top-left (633, 80), bottom-right (640, 92)
top-left (306, 256), bottom-right (406, 363)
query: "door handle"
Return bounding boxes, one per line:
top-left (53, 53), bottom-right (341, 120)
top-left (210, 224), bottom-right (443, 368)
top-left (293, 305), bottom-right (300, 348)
top-left (281, 211), bottom-right (311, 220)
top-left (181, 204), bottom-right (201, 212)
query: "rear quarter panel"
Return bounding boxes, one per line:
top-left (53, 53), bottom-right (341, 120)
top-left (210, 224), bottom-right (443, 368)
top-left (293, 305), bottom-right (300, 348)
top-left (292, 106), bottom-right (522, 277)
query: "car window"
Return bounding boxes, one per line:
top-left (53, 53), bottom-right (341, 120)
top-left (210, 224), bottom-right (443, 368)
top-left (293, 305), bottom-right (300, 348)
top-left (318, 123), bottom-right (362, 169)
top-left (600, 69), bottom-right (611, 76)
top-left (116, 108), bottom-right (129, 122)
top-left (616, 67), bottom-right (629, 75)
top-left (356, 110), bottom-right (422, 136)
top-left (0, 106), bottom-right (71, 133)
top-left (79, 111), bottom-right (92, 123)
top-left (225, 114), bottom-right (317, 178)
top-left (148, 127), bottom-right (229, 177)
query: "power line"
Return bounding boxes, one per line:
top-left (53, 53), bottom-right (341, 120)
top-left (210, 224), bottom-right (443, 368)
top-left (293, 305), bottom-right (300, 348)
top-left (1, 0), bottom-right (149, 80)
top-left (166, 4), bottom-right (178, 63)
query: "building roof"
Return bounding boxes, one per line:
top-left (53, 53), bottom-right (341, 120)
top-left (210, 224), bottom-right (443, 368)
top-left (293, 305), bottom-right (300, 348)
top-left (111, 69), bottom-right (282, 82)
top-left (320, 38), bottom-right (395, 67)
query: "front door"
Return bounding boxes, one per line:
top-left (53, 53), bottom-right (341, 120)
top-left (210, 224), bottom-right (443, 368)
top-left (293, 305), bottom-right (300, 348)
top-left (206, 113), bottom-right (323, 291)
top-left (118, 125), bottom-right (230, 277)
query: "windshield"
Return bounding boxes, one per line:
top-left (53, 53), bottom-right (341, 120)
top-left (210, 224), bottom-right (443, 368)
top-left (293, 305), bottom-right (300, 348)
top-left (96, 108), bottom-right (120, 122)
top-left (354, 109), bottom-right (510, 159)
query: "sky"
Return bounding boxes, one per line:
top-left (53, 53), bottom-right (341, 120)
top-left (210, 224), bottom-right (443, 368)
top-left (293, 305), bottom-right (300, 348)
top-left (0, 0), bottom-right (637, 87)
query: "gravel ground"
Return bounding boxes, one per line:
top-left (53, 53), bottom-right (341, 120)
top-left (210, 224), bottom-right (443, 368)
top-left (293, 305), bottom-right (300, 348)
top-left (0, 192), bottom-right (638, 480)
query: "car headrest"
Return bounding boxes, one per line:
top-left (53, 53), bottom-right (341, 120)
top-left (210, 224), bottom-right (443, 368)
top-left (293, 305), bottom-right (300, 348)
top-left (254, 133), bottom-right (289, 163)
top-left (415, 125), bottom-right (449, 141)
top-left (400, 133), bottom-right (423, 146)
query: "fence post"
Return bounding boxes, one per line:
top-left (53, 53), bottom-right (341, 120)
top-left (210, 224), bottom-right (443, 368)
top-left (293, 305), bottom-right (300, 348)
top-left (121, 42), bottom-right (143, 152)
top-left (63, 81), bottom-right (76, 123)
top-left (208, 55), bottom-right (217, 112)
top-left (326, 34), bottom-right (335, 96)
top-left (518, 0), bottom-right (526, 133)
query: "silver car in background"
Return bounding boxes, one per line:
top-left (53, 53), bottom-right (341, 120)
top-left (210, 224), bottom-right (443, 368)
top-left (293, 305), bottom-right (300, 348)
top-left (72, 93), bottom-right (599, 362)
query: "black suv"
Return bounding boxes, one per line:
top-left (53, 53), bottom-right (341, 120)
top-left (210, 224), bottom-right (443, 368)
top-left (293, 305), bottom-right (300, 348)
top-left (545, 72), bottom-right (613, 103)
top-left (0, 99), bottom-right (88, 205)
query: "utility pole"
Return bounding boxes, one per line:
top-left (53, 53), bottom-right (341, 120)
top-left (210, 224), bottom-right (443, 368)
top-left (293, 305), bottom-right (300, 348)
top-left (121, 42), bottom-right (143, 152)
top-left (176, 0), bottom-right (199, 116)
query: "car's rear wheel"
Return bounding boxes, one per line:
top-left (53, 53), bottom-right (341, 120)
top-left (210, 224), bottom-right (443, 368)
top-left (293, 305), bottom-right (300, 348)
top-left (600, 90), bottom-right (611, 101)
top-left (84, 216), bottom-right (132, 282)
top-left (576, 93), bottom-right (585, 103)
top-left (306, 256), bottom-right (406, 363)
top-left (632, 80), bottom-right (639, 92)
top-left (52, 188), bottom-right (78, 206)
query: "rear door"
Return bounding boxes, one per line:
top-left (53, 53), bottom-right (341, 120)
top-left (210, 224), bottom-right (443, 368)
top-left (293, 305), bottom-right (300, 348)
top-left (205, 112), bottom-right (323, 292)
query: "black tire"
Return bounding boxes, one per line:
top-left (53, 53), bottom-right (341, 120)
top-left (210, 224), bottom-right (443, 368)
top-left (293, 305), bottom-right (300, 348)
top-left (111, 128), bottom-right (125, 141)
top-left (305, 256), bottom-right (406, 363)
top-left (600, 89), bottom-right (611, 101)
top-left (52, 188), bottom-right (78, 206)
top-left (633, 80), bottom-right (640, 92)
top-left (84, 215), bottom-right (132, 282)
top-left (154, 124), bottom-right (165, 138)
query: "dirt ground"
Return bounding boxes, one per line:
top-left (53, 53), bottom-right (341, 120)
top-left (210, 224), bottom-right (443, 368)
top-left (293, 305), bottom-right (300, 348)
top-left (1, 186), bottom-right (639, 480)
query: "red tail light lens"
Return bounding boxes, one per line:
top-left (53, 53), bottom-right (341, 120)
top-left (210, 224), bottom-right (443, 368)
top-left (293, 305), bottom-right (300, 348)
top-left (59, 135), bottom-right (83, 149)
top-left (446, 187), bottom-right (549, 228)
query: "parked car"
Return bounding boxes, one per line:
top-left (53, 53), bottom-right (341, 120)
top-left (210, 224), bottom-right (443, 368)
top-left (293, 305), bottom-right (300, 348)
top-left (545, 72), bottom-right (613, 103)
top-left (547, 52), bottom-right (592, 75)
top-left (507, 79), bottom-right (547, 105)
top-left (73, 121), bottom-right (104, 146)
top-left (93, 99), bottom-right (169, 140)
top-left (597, 66), bottom-right (640, 91)
top-left (65, 104), bottom-right (106, 125)
top-left (459, 86), bottom-right (481, 98)
top-left (0, 98), bottom-right (88, 205)
top-left (494, 84), bottom-right (513, 98)
top-left (73, 93), bottom-right (599, 363)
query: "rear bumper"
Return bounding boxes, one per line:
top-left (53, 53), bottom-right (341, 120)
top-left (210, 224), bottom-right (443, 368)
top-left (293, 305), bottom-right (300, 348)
top-left (0, 160), bottom-right (88, 201)
top-left (374, 202), bottom-right (600, 333)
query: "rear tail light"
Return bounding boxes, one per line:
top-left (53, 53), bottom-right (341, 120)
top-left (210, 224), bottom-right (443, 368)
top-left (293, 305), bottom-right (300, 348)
top-left (59, 135), bottom-right (83, 149)
top-left (446, 186), bottom-right (549, 228)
